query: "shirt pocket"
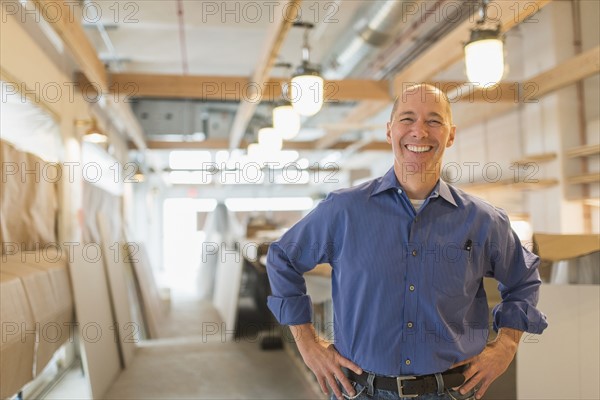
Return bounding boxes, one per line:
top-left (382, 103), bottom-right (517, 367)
top-left (432, 249), bottom-right (471, 297)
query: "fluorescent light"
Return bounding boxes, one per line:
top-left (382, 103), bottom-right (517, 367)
top-left (168, 171), bottom-right (212, 185)
top-left (225, 197), bottom-right (314, 212)
top-left (169, 151), bottom-right (212, 170)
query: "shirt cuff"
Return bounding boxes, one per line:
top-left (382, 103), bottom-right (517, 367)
top-left (493, 302), bottom-right (548, 334)
top-left (267, 295), bottom-right (313, 325)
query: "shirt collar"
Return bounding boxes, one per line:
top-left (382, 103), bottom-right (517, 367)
top-left (370, 167), bottom-right (458, 208)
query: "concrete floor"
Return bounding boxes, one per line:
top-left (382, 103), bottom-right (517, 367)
top-left (44, 294), bottom-right (322, 400)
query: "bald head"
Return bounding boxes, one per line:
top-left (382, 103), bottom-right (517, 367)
top-left (390, 84), bottom-right (453, 125)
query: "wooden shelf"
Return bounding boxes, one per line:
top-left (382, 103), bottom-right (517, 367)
top-left (459, 178), bottom-right (559, 192)
top-left (567, 173), bottom-right (600, 185)
top-left (512, 152), bottom-right (557, 165)
top-left (566, 144), bottom-right (600, 158)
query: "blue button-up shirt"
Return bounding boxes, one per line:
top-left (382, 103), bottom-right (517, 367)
top-left (266, 168), bottom-right (548, 376)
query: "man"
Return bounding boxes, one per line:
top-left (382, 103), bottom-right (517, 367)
top-left (266, 84), bottom-right (547, 400)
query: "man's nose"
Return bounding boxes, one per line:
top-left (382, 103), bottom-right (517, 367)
top-left (411, 120), bottom-right (429, 138)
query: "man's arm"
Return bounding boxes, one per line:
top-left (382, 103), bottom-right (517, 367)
top-left (290, 323), bottom-right (362, 400)
top-left (453, 210), bottom-right (547, 399)
top-left (452, 327), bottom-right (523, 399)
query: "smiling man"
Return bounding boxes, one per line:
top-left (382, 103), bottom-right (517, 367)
top-left (266, 84), bottom-right (547, 400)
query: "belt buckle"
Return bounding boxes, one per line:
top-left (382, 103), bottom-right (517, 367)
top-left (396, 375), bottom-right (418, 398)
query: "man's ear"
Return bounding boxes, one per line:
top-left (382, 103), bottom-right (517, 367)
top-left (446, 125), bottom-right (456, 147)
top-left (386, 122), bottom-right (392, 144)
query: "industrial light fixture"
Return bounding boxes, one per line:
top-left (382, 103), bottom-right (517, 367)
top-left (76, 118), bottom-right (108, 144)
top-left (464, 0), bottom-right (505, 86)
top-left (273, 102), bottom-right (301, 139)
top-left (271, 63), bottom-right (301, 140)
top-left (290, 21), bottom-right (324, 116)
top-left (257, 127), bottom-right (283, 152)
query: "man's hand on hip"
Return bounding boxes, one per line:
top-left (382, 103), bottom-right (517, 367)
top-left (451, 327), bottom-right (523, 399)
top-left (290, 323), bottom-right (362, 400)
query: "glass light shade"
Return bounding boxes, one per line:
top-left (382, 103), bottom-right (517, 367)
top-left (258, 127), bottom-right (283, 152)
top-left (290, 74), bottom-right (324, 116)
top-left (273, 105), bottom-right (301, 140)
top-left (464, 38), bottom-right (504, 86)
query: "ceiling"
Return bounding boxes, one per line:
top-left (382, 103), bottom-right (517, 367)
top-left (75, 0), bottom-right (545, 184)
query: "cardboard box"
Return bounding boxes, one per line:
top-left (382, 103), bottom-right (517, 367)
top-left (0, 273), bottom-right (35, 399)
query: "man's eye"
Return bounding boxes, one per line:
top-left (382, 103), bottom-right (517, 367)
top-left (400, 118), bottom-right (414, 123)
top-left (427, 120), bottom-right (442, 126)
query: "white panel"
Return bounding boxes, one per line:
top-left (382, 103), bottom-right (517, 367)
top-left (517, 284), bottom-right (600, 400)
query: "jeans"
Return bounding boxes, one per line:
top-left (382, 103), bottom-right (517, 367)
top-left (330, 381), bottom-right (476, 400)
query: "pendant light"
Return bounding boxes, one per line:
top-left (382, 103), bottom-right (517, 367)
top-left (290, 22), bottom-right (324, 116)
top-left (464, 0), bottom-right (505, 86)
top-left (257, 127), bottom-right (283, 152)
top-left (273, 82), bottom-right (301, 140)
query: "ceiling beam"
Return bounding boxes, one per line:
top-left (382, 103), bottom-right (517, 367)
top-left (533, 45), bottom-right (600, 99)
top-left (32, 0), bottom-right (108, 90)
top-left (228, 0), bottom-right (301, 150)
top-left (315, 100), bottom-right (390, 150)
top-left (458, 45), bottom-right (600, 130)
top-left (30, 1), bottom-right (146, 149)
top-left (108, 73), bottom-right (391, 102)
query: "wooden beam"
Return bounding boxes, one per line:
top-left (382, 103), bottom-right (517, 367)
top-left (316, 100), bottom-right (390, 150)
top-left (32, 0), bottom-right (108, 90)
top-left (108, 73), bottom-right (390, 102)
top-left (459, 46), bottom-right (600, 130)
top-left (228, 0), bottom-right (301, 149)
top-left (533, 45), bottom-right (600, 99)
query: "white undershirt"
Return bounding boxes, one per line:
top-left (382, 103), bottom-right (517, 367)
top-left (409, 198), bottom-right (426, 211)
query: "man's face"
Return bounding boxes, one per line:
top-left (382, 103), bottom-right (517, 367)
top-left (386, 88), bottom-right (456, 179)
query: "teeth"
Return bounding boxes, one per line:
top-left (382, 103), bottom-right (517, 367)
top-left (406, 145), bottom-right (432, 153)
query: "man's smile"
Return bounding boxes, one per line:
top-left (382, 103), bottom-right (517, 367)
top-left (405, 144), bottom-right (433, 153)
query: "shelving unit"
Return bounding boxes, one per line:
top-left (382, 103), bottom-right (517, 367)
top-left (512, 152), bottom-right (557, 165)
top-left (566, 144), bottom-right (600, 158)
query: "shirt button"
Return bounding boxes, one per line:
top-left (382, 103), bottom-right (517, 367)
top-left (409, 285), bottom-right (415, 292)
top-left (405, 359), bottom-right (411, 366)
top-left (411, 250), bottom-right (417, 256)
top-left (407, 322), bottom-right (413, 328)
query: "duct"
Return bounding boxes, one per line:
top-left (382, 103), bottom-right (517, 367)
top-left (322, 0), bottom-right (411, 79)
top-left (83, 0), bottom-right (122, 72)
top-left (359, 0), bottom-right (478, 80)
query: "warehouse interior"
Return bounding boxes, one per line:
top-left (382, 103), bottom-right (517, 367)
top-left (1, 0), bottom-right (599, 399)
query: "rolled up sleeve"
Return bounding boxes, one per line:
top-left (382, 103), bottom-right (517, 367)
top-left (266, 194), bottom-right (337, 326)
top-left (489, 211), bottom-right (548, 334)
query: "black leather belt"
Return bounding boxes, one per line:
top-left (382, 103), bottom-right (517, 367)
top-left (345, 366), bottom-right (465, 398)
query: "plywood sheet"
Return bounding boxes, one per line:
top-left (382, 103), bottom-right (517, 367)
top-left (68, 247), bottom-right (121, 398)
top-left (127, 243), bottom-right (164, 339)
top-left (213, 257), bottom-right (243, 333)
top-left (97, 215), bottom-right (137, 368)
